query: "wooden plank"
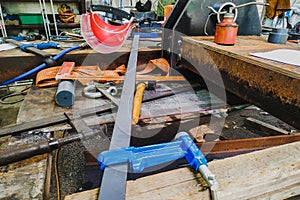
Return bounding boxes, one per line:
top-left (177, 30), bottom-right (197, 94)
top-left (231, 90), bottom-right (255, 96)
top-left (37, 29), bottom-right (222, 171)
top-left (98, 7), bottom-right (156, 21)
top-left (211, 142), bottom-right (300, 199)
top-left (0, 40), bottom-right (161, 83)
top-left (65, 141), bottom-right (300, 200)
top-left (65, 188), bottom-right (99, 200)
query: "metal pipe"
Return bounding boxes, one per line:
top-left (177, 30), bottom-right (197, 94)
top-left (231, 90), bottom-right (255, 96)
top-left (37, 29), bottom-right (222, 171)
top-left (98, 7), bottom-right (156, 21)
top-left (39, 0), bottom-right (49, 40)
top-left (233, 2), bottom-right (269, 9)
top-left (49, 0), bottom-right (59, 36)
top-left (230, 2), bottom-right (269, 13)
top-left (0, 4), bottom-right (7, 37)
top-left (44, 153), bottom-right (52, 200)
top-left (0, 130), bottom-right (94, 166)
top-left (42, 0), bottom-right (52, 38)
top-left (55, 80), bottom-right (75, 107)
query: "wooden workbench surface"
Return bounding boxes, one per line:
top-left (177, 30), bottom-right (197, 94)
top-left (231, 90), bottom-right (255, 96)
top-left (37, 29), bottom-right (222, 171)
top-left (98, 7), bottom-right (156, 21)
top-left (0, 38), bottom-right (161, 58)
top-left (0, 38), bottom-right (161, 82)
top-left (183, 36), bottom-right (300, 79)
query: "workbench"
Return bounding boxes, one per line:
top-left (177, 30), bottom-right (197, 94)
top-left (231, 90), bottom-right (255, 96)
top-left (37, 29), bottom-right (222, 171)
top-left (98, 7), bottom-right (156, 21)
top-left (181, 36), bottom-right (300, 129)
top-left (2, 35), bottom-right (300, 199)
top-left (0, 39), bottom-right (161, 83)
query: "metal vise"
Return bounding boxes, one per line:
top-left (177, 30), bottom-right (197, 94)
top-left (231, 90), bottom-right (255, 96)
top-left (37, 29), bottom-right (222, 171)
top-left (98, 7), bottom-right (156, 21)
top-left (98, 132), bottom-right (219, 199)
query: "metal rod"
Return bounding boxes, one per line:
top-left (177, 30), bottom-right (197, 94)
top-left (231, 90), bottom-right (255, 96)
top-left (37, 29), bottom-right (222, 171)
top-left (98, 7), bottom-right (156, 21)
top-left (0, 128), bottom-right (97, 166)
top-left (0, 4), bottom-right (7, 37)
top-left (229, 2), bottom-right (269, 13)
top-left (42, 0), bottom-right (52, 38)
top-left (233, 2), bottom-right (269, 9)
top-left (44, 153), bottom-right (52, 200)
top-left (50, 0), bottom-right (59, 36)
top-left (39, 0), bottom-right (49, 40)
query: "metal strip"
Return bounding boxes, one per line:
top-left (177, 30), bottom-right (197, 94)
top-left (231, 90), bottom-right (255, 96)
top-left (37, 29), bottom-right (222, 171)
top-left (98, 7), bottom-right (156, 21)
top-left (99, 35), bottom-right (139, 200)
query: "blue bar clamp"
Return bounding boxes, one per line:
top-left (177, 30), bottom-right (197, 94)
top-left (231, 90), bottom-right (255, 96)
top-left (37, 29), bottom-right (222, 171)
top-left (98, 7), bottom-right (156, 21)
top-left (98, 132), bottom-right (219, 199)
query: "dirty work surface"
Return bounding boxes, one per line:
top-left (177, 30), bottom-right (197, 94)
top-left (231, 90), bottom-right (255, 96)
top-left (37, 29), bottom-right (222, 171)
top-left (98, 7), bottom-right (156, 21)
top-left (0, 83), bottom-right (298, 200)
top-left (0, 85), bottom-right (29, 151)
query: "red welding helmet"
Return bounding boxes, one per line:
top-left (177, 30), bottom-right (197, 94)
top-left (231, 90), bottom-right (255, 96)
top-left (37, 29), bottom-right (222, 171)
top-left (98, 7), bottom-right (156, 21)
top-left (89, 12), bottom-right (133, 47)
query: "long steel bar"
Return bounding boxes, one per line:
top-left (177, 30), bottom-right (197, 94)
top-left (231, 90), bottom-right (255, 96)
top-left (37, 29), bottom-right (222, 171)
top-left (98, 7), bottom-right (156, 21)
top-left (99, 35), bottom-right (139, 200)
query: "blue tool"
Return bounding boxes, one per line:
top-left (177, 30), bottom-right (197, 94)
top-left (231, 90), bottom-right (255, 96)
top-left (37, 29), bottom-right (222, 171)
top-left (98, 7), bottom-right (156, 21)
top-left (20, 41), bottom-right (59, 52)
top-left (98, 132), bottom-right (219, 199)
top-left (0, 43), bottom-right (87, 86)
top-left (132, 32), bottom-right (158, 38)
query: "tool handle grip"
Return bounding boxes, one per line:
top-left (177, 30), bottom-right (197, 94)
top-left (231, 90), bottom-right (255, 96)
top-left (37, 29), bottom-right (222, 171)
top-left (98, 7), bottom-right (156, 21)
top-left (132, 83), bottom-right (146, 124)
top-left (0, 140), bottom-right (50, 166)
top-left (98, 140), bottom-right (185, 172)
top-left (35, 42), bottom-right (59, 50)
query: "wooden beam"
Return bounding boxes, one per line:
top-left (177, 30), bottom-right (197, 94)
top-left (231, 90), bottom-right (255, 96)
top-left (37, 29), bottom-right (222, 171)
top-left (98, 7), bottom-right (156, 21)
top-left (65, 141), bottom-right (300, 200)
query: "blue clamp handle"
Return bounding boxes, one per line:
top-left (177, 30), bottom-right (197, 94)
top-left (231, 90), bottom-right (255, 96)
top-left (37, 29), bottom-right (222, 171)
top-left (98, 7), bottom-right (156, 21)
top-left (20, 42), bottom-right (59, 51)
top-left (98, 132), bottom-right (207, 173)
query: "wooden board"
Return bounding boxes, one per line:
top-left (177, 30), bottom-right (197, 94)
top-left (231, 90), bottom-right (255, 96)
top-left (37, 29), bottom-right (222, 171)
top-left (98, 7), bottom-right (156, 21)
top-left (65, 140), bottom-right (300, 200)
top-left (0, 39), bottom-right (161, 83)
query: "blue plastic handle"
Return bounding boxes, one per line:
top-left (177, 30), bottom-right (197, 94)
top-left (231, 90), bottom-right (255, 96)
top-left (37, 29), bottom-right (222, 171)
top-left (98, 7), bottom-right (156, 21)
top-left (20, 41), bottom-right (59, 51)
top-left (98, 132), bottom-right (207, 173)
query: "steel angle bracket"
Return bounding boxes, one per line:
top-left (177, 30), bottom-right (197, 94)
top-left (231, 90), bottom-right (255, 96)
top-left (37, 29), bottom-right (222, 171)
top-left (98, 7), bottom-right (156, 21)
top-left (98, 35), bottom-right (140, 200)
